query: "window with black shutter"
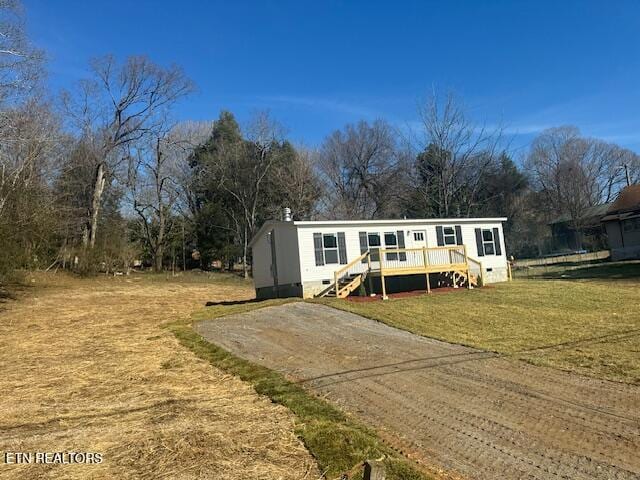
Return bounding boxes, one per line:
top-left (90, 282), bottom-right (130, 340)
top-left (437, 225), bottom-right (462, 246)
top-left (476, 228), bottom-right (502, 256)
top-left (322, 234), bottom-right (339, 264)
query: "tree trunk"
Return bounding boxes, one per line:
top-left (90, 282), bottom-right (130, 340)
top-left (154, 209), bottom-right (165, 272)
top-left (81, 223), bottom-right (90, 249)
top-left (243, 224), bottom-right (249, 278)
top-left (182, 221), bottom-right (186, 272)
top-left (89, 162), bottom-right (106, 249)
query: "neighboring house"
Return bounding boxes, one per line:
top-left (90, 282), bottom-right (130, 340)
top-left (547, 203), bottom-right (611, 252)
top-left (249, 212), bottom-right (509, 299)
top-left (601, 184), bottom-right (640, 260)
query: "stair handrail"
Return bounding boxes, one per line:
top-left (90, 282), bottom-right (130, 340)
top-left (333, 250), bottom-right (370, 295)
top-left (466, 255), bottom-right (484, 286)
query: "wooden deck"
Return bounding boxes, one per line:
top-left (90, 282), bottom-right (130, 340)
top-left (322, 245), bottom-right (485, 299)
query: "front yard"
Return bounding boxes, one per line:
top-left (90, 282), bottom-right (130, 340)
top-left (0, 273), bottom-right (318, 480)
top-left (323, 269), bottom-right (640, 384)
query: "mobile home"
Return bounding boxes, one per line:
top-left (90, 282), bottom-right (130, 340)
top-left (249, 211), bottom-right (509, 299)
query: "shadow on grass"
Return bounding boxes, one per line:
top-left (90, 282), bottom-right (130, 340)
top-left (0, 283), bottom-right (24, 312)
top-left (205, 298), bottom-right (260, 307)
top-left (536, 262), bottom-right (640, 280)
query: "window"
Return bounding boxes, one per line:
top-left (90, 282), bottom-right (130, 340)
top-left (322, 233), bottom-right (339, 264)
top-left (413, 232), bottom-right (424, 242)
top-left (436, 225), bottom-right (462, 247)
top-left (482, 229), bottom-right (495, 255)
top-left (443, 226), bottom-right (457, 245)
top-left (359, 231), bottom-right (405, 262)
top-left (384, 232), bottom-right (397, 247)
top-left (384, 232), bottom-right (399, 261)
top-left (475, 227), bottom-right (501, 257)
top-left (366, 233), bottom-right (381, 261)
top-left (367, 233), bottom-right (381, 247)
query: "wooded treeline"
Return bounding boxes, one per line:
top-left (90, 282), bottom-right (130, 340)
top-left (1, 1), bottom-right (639, 280)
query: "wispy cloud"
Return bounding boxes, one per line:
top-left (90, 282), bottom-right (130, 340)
top-left (253, 94), bottom-right (380, 118)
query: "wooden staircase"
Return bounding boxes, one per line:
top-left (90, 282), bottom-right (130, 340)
top-left (443, 269), bottom-right (479, 288)
top-left (324, 272), bottom-right (367, 298)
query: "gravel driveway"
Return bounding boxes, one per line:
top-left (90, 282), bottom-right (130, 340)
top-left (196, 302), bottom-right (640, 480)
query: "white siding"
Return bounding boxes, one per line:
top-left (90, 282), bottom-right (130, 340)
top-left (296, 220), bottom-right (508, 284)
top-left (297, 226), bottom-right (364, 283)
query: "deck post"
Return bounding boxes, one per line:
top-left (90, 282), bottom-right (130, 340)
top-left (422, 247), bottom-right (431, 293)
top-left (463, 245), bottom-right (472, 289)
top-left (380, 248), bottom-right (388, 300)
top-left (334, 271), bottom-right (339, 297)
top-left (367, 251), bottom-right (373, 294)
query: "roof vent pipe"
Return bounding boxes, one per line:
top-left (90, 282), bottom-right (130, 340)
top-left (283, 207), bottom-right (292, 222)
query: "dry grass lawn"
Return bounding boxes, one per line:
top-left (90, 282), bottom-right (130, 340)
top-left (0, 272), bottom-right (319, 479)
top-left (324, 274), bottom-right (640, 384)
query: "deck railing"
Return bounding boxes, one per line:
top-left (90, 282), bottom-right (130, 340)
top-left (328, 245), bottom-right (483, 298)
top-left (377, 245), bottom-right (468, 272)
top-left (467, 256), bottom-right (484, 287)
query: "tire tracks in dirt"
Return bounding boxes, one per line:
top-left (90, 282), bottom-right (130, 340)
top-left (197, 302), bottom-right (640, 480)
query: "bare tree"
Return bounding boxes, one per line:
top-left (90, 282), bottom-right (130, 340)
top-left (318, 119), bottom-right (404, 219)
top-left (0, 100), bottom-right (60, 220)
top-left (128, 121), bottom-right (210, 272)
top-left (62, 55), bottom-right (194, 251)
top-left (0, 0), bottom-right (43, 106)
top-left (526, 126), bottom-right (640, 247)
top-left (411, 91), bottom-right (503, 217)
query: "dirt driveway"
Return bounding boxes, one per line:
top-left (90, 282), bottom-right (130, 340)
top-left (197, 302), bottom-right (640, 480)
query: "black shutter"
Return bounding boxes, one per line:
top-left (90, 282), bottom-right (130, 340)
top-left (475, 228), bottom-right (485, 257)
top-left (455, 225), bottom-right (463, 245)
top-left (397, 230), bottom-right (406, 261)
top-left (493, 227), bottom-right (502, 256)
top-left (337, 232), bottom-right (347, 264)
top-left (436, 226), bottom-right (445, 246)
top-left (359, 232), bottom-right (368, 263)
top-left (313, 233), bottom-right (324, 266)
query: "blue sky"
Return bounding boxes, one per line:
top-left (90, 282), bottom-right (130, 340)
top-left (24, 0), bottom-right (640, 155)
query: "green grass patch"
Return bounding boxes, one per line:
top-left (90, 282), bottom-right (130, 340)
top-left (168, 299), bottom-right (429, 480)
top-left (321, 277), bottom-right (640, 384)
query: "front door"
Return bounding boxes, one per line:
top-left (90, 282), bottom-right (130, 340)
top-left (412, 230), bottom-right (428, 248)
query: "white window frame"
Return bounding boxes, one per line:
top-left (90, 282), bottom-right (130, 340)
top-left (384, 231), bottom-right (399, 261)
top-left (367, 232), bottom-right (381, 248)
top-left (383, 231), bottom-right (398, 248)
top-left (413, 231), bottom-right (424, 242)
top-left (364, 232), bottom-right (382, 262)
top-left (481, 229), bottom-right (496, 255)
top-left (322, 233), bottom-right (339, 265)
top-left (443, 226), bottom-right (458, 245)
